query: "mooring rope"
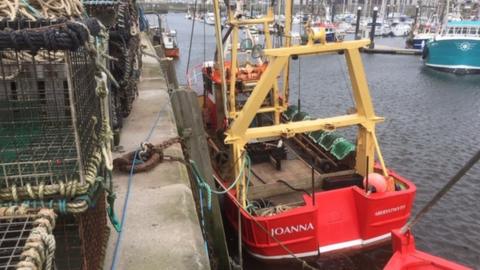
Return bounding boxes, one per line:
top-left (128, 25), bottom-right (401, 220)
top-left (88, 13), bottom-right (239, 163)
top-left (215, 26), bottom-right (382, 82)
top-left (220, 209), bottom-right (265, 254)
top-left (185, 0), bottom-right (199, 76)
top-left (110, 98), bottom-right (172, 270)
top-left (402, 149), bottom-right (480, 233)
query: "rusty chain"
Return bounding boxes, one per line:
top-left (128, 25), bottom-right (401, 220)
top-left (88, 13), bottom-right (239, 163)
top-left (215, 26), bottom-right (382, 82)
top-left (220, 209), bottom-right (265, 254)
top-left (113, 136), bottom-right (184, 173)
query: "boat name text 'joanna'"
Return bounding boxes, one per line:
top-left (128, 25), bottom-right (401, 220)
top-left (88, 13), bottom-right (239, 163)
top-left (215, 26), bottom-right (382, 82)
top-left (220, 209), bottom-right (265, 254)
top-left (271, 222), bottom-right (315, 236)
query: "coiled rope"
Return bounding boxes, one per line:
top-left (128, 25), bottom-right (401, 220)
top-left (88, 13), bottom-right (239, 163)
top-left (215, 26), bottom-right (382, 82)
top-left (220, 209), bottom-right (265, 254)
top-left (0, 0), bottom-right (84, 21)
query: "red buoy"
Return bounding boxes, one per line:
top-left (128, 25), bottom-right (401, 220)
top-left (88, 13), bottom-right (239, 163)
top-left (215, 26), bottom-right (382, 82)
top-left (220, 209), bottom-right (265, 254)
top-left (363, 173), bottom-right (387, 192)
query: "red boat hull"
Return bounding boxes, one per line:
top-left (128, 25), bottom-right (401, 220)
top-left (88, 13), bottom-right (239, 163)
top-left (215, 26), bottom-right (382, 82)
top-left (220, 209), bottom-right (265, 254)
top-left (165, 48), bottom-right (179, 58)
top-left (222, 169), bottom-right (416, 259)
top-left (385, 230), bottom-right (472, 270)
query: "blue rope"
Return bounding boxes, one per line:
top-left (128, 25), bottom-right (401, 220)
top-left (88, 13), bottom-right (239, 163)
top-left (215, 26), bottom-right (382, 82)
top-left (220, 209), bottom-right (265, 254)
top-left (110, 102), bottom-right (167, 270)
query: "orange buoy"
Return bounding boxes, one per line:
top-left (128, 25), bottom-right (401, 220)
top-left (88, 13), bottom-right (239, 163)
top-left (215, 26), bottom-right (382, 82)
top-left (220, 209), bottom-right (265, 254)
top-left (363, 173), bottom-right (387, 193)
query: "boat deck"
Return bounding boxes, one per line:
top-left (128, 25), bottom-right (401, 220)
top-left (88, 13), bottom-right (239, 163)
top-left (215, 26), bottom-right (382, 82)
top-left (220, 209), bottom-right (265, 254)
top-left (250, 158), bottom-right (322, 206)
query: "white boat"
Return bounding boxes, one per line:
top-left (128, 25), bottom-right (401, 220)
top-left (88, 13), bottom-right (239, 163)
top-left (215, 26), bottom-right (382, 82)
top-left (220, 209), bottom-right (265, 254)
top-left (391, 22), bottom-right (411, 37)
top-left (366, 21), bottom-right (392, 36)
top-left (205, 12), bottom-right (215, 25)
top-left (411, 32), bottom-right (434, 49)
top-left (162, 30), bottom-right (179, 58)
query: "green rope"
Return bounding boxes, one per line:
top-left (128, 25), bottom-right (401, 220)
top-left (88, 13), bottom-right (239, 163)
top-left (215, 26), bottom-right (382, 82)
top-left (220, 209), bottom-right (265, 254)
top-left (104, 172), bottom-right (121, 232)
top-left (189, 155), bottom-right (251, 210)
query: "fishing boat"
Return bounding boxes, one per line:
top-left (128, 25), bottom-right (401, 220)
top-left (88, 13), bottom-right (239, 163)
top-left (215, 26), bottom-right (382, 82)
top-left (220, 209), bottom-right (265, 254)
top-left (312, 21), bottom-right (337, 42)
top-left (366, 21), bottom-right (392, 37)
top-left (163, 29), bottom-right (179, 58)
top-left (385, 230), bottom-right (472, 270)
top-left (423, 21), bottom-right (480, 73)
top-left (198, 2), bottom-right (418, 260)
top-left (186, 9), bottom-right (193, 20)
top-left (410, 29), bottom-right (435, 50)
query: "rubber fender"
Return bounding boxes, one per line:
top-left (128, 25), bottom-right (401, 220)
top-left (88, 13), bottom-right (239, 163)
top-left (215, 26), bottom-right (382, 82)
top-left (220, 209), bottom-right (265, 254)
top-left (422, 46), bottom-right (428, 59)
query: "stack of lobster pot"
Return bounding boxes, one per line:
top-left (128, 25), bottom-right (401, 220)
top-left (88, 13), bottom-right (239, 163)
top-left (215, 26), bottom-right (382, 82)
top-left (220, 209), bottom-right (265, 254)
top-left (0, 5), bottom-right (115, 269)
top-left (84, 0), bottom-right (142, 145)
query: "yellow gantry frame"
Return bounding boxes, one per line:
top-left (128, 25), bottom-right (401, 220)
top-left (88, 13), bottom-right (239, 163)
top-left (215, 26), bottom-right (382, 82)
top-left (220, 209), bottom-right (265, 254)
top-left (213, 0), bottom-right (388, 209)
top-left (226, 8), bottom-right (285, 124)
top-left (223, 5), bottom-right (286, 203)
top-left (225, 40), bottom-right (388, 208)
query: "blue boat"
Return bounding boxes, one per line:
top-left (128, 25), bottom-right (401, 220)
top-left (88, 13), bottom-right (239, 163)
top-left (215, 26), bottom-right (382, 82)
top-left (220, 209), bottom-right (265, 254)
top-left (423, 21), bottom-right (480, 74)
top-left (412, 33), bottom-right (434, 50)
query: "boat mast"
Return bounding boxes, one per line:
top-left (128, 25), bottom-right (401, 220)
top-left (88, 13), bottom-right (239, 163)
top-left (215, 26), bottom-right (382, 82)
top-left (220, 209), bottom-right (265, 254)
top-left (212, 0), bottom-right (229, 124)
top-left (282, 0), bottom-right (293, 112)
top-left (217, 0), bottom-right (278, 208)
top-left (444, 0), bottom-right (450, 26)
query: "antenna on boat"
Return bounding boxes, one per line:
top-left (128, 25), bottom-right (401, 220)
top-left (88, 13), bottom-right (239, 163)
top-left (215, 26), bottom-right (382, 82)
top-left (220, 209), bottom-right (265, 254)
top-left (311, 156), bottom-right (316, 205)
top-left (365, 156), bottom-right (369, 193)
top-left (212, 0), bottom-right (230, 126)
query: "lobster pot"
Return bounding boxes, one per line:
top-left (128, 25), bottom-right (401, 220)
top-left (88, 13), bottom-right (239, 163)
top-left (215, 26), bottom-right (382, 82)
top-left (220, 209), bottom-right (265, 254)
top-left (0, 207), bottom-right (57, 270)
top-left (54, 191), bottom-right (109, 270)
top-left (0, 48), bottom-right (102, 194)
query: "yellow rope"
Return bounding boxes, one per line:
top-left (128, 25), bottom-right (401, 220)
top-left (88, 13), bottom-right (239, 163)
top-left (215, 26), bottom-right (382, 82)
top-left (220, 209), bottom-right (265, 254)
top-left (0, 0), bottom-right (84, 21)
top-left (16, 208), bottom-right (57, 270)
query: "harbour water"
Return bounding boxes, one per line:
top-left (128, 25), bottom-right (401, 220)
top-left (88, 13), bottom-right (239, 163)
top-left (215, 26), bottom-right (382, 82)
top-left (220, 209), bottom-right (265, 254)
top-left (166, 13), bottom-right (480, 269)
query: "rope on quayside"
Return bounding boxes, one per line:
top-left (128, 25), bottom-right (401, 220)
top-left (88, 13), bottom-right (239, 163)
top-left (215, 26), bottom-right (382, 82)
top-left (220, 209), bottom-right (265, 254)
top-left (402, 149), bottom-right (480, 233)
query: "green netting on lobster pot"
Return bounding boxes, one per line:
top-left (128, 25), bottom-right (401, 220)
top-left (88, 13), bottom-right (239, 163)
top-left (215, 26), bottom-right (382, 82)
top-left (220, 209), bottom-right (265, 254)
top-left (319, 133), bottom-right (344, 151)
top-left (0, 100), bottom-right (41, 162)
top-left (330, 140), bottom-right (356, 160)
top-left (284, 105), bottom-right (298, 120)
top-left (308, 130), bottom-right (324, 142)
top-left (292, 111), bottom-right (311, 122)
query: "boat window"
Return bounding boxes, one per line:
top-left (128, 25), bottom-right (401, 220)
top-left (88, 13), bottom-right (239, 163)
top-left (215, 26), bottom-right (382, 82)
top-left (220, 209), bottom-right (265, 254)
top-left (468, 27), bottom-right (475, 35)
top-left (456, 27), bottom-right (462, 34)
top-left (462, 28), bottom-right (468, 35)
top-left (448, 27), bottom-right (454, 34)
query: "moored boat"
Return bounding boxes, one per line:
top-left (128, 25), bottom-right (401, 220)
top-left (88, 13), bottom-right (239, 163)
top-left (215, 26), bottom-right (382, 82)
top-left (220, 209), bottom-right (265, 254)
top-left (411, 32), bottom-right (435, 49)
top-left (205, 12), bottom-right (215, 25)
top-left (197, 1), bottom-right (418, 261)
top-left (312, 21), bottom-right (337, 42)
top-left (163, 29), bottom-right (179, 58)
top-left (424, 21), bottom-right (480, 73)
top-left (385, 230), bottom-right (472, 270)
top-left (391, 22), bottom-right (411, 37)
